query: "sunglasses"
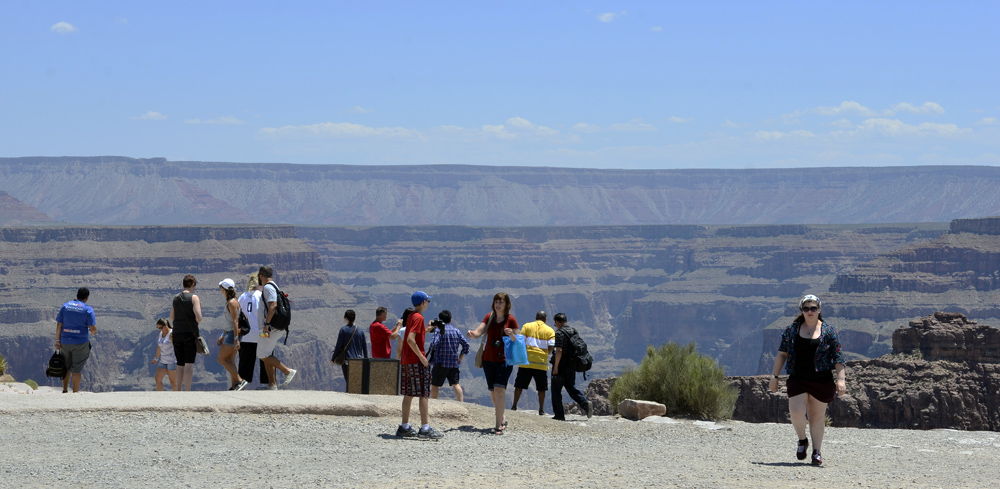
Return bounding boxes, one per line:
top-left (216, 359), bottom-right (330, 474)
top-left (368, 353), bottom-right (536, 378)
top-left (801, 306), bottom-right (820, 312)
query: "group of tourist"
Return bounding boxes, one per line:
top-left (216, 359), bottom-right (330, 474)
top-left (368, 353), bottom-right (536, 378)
top-left (53, 275), bottom-right (845, 463)
top-left (150, 266), bottom-right (298, 392)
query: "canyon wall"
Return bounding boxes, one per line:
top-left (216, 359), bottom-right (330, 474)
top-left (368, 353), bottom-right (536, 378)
top-left (4, 157), bottom-right (1000, 226)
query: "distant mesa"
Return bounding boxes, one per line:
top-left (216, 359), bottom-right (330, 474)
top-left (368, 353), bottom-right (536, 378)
top-left (0, 190), bottom-right (52, 225)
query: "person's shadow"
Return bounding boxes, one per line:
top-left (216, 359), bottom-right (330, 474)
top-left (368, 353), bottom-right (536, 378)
top-left (376, 425), bottom-right (491, 440)
top-left (752, 461), bottom-right (821, 468)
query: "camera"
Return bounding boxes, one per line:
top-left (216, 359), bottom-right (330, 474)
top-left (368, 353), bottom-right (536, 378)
top-left (492, 339), bottom-right (503, 348)
top-left (429, 318), bottom-right (445, 329)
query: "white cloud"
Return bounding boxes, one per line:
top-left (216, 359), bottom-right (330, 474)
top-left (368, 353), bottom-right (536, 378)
top-left (50, 22), bottom-right (77, 34)
top-left (598, 11), bottom-right (626, 22)
top-left (185, 116), bottom-right (245, 125)
top-left (257, 122), bottom-right (421, 139)
top-left (754, 130), bottom-right (815, 140)
top-left (829, 118), bottom-right (855, 129)
top-left (572, 119), bottom-right (656, 133)
top-left (481, 117), bottom-right (559, 139)
top-left (791, 100), bottom-right (946, 119)
top-left (343, 105), bottom-right (374, 114)
top-left (849, 118), bottom-right (970, 137)
top-left (132, 111), bottom-right (167, 120)
top-left (482, 124), bottom-right (515, 140)
top-left (722, 119), bottom-right (744, 129)
top-left (976, 117), bottom-right (997, 126)
top-left (667, 116), bottom-right (692, 124)
top-left (651, 26), bottom-right (662, 32)
top-left (891, 102), bottom-right (945, 115)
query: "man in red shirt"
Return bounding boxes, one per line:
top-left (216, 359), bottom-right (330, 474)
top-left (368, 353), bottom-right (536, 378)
top-left (396, 291), bottom-right (444, 440)
top-left (369, 307), bottom-right (400, 359)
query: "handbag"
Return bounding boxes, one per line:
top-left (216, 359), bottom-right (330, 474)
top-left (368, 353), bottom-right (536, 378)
top-left (196, 335), bottom-right (210, 355)
top-left (474, 312), bottom-right (493, 369)
top-left (332, 325), bottom-right (357, 366)
top-left (503, 334), bottom-right (529, 367)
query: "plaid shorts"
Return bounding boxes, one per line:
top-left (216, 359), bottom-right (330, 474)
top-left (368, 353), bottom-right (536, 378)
top-left (401, 362), bottom-right (431, 398)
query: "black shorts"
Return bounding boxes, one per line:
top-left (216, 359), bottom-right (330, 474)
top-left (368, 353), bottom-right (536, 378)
top-left (172, 332), bottom-right (198, 366)
top-left (786, 377), bottom-right (836, 404)
top-left (513, 367), bottom-right (548, 391)
top-left (431, 364), bottom-right (461, 387)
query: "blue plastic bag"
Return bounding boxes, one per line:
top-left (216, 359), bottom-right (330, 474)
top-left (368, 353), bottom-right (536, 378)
top-left (503, 334), bottom-right (529, 367)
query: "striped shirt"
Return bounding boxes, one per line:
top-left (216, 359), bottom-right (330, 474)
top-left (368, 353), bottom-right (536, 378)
top-left (519, 320), bottom-right (555, 371)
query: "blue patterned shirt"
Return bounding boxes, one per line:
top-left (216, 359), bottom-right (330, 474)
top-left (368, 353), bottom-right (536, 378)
top-left (778, 320), bottom-right (845, 375)
top-left (428, 324), bottom-right (470, 369)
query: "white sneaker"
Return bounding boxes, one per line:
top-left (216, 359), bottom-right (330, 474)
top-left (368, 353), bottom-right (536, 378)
top-left (266, 384), bottom-right (278, 390)
top-left (281, 368), bottom-right (297, 387)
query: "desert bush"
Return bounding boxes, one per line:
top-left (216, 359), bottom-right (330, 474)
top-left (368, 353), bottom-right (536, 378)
top-left (0, 352), bottom-right (7, 375)
top-left (609, 342), bottom-right (738, 421)
top-left (24, 379), bottom-right (38, 390)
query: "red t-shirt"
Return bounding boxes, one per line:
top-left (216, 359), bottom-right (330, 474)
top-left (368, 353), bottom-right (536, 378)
top-left (400, 312), bottom-right (426, 365)
top-left (481, 313), bottom-right (519, 363)
top-left (369, 321), bottom-right (392, 359)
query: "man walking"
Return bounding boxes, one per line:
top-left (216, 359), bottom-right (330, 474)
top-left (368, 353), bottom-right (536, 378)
top-left (511, 310), bottom-right (555, 415)
top-left (54, 287), bottom-right (97, 393)
top-left (257, 266), bottom-right (297, 389)
top-left (369, 306), bottom-right (401, 359)
top-left (396, 291), bottom-right (444, 440)
top-left (550, 313), bottom-right (593, 421)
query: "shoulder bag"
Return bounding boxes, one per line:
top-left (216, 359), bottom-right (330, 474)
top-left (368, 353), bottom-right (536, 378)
top-left (333, 325), bottom-right (357, 366)
top-left (474, 312), bottom-right (493, 369)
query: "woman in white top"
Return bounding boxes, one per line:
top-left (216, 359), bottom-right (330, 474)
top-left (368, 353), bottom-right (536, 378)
top-left (151, 318), bottom-right (179, 391)
top-left (237, 272), bottom-right (266, 386)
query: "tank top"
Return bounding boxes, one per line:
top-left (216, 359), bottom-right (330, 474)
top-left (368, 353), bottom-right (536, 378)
top-left (172, 291), bottom-right (198, 335)
top-left (792, 334), bottom-right (833, 383)
top-left (158, 329), bottom-right (177, 364)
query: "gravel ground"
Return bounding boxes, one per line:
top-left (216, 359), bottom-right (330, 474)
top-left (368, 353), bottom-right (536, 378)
top-left (2, 405), bottom-right (998, 488)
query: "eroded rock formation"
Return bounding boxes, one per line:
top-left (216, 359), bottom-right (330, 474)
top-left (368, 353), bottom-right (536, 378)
top-left (733, 312), bottom-right (1000, 431)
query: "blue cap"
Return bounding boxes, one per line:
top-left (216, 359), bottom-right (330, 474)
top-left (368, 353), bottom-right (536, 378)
top-left (411, 291), bottom-right (432, 306)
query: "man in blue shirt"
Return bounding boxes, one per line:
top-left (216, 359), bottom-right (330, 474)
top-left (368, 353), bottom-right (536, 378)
top-left (330, 309), bottom-right (369, 391)
top-left (54, 287), bottom-right (97, 393)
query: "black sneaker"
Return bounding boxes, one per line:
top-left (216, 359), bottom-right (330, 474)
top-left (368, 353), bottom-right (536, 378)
top-left (551, 416), bottom-right (566, 421)
top-left (811, 449), bottom-right (822, 466)
top-left (585, 401), bottom-right (594, 419)
top-left (417, 427), bottom-right (444, 440)
top-left (395, 425), bottom-right (418, 438)
top-left (797, 438), bottom-right (809, 460)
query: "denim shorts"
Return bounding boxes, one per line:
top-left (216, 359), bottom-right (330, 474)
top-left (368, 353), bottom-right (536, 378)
top-left (482, 360), bottom-right (513, 391)
top-left (157, 362), bottom-right (177, 371)
top-left (222, 330), bottom-right (236, 347)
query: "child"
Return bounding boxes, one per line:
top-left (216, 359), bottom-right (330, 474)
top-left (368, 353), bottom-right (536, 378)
top-left (396, 291), bottom-right (443, 439)
top-left (151, 318), bottom-right (180, 391)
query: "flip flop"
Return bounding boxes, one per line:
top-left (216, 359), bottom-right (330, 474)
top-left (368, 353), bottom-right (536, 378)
top-left (493, 426), bottom-right (505, 435)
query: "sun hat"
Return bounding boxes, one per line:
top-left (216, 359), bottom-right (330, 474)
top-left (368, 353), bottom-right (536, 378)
top-left (219, 278), bottom-right (236, 289)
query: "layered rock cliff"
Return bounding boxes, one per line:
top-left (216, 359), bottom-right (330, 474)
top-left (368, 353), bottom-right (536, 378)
top-left (5, 157), bottom-right (1000, 226)
top-left (732, 312), bottom-right (1000, 431)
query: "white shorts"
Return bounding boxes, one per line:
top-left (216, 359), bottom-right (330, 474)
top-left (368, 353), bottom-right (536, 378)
top-left (256, 330), bottom-right (286, 359)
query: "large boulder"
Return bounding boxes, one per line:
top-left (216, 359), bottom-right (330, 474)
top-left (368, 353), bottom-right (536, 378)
top-left (618, 399), bottom-right (667, 420)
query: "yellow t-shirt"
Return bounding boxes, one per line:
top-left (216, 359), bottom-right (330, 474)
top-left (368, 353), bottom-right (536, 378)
top-left (519, 320), bottom-right (555, 371)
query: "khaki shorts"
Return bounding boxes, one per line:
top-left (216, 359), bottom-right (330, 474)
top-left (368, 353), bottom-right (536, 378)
top-left (62, 342), bottom-right (91, 373)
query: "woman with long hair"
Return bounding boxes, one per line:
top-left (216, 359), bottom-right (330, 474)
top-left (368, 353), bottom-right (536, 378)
top-left (467, 292), bottom-right (519, 435)
top-left (769, 294), bottom-right (847, 465)
top-left (216, 278), bottom-right (247, 391)
top-left (170, 274), bottom-right (203, 391)
top-left (151, 318), bottom-right (179, 391)
top-left (236, 272), bottom-right (266, 387)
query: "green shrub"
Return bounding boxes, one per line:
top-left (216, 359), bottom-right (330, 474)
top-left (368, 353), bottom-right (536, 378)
top-left (24, 379), bottom-right (38, 390)
top-left (0, 352), bottom-right (6, 375)
top-left (609, 342), bottom-right (738, 421)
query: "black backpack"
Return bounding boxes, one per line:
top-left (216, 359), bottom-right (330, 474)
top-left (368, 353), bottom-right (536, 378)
top-left (562, 327), bottom-right (594, 377)
top-left (264, 283), bottom-right (291, 343)
top-left (237, 310), bottom-right (251, 337)
top-left (46, 350), bottom-right (67, 379)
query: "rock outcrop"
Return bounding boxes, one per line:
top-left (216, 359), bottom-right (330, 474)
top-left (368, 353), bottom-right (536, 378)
top-left (733, 312), bottom-right (1000, 431)
top-left (0, 191), bottom-right (51, 225)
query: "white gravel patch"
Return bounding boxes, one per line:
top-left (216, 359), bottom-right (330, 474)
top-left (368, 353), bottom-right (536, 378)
top-left (2, 409), bottom-right (998, 488)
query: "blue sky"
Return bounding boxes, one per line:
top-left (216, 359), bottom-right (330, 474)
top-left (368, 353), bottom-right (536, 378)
top-left (2, 1), bottom-right (998, 169)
